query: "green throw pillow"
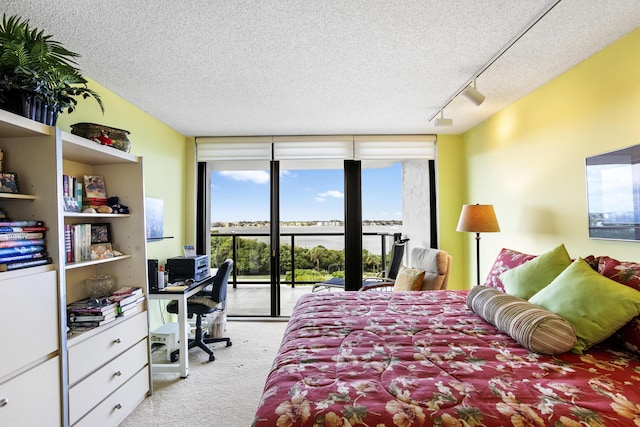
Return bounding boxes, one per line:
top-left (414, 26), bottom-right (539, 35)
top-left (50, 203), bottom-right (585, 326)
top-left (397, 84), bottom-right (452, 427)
top-left (500, 244), bottom-right (572, 299)
top-left (529, 258), bottom-right (640, 353)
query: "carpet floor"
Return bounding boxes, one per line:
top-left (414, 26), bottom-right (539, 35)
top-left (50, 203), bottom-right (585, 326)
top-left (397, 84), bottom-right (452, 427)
top-left (119, 320), bottom-right (288, 427)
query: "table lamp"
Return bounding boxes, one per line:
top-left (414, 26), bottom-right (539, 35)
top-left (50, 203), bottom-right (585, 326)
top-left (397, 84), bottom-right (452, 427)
top-left (456, 204), bottom-right (500, 286)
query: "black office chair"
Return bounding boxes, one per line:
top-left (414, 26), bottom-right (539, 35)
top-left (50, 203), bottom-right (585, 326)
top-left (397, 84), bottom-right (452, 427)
top-left (312, 238), bottom-right (408, 292)
top-left (166, 259), bottom-right (233, 362)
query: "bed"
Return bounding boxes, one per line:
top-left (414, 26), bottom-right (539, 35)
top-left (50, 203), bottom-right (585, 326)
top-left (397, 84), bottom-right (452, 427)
top-left (253, 254), bottom-right (640, 426)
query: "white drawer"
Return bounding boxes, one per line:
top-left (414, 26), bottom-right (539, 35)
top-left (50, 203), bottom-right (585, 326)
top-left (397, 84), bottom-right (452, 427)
top-left (68, 311), bottom-right (147, 385)
top-left (69, 339), bottom-right (148, 425)
top-left (73, 366), bottom-right (149, 427)
top-left (0, 269), bottom-right (58, 378)
top-left (0, 357), bottom-right (61, 427)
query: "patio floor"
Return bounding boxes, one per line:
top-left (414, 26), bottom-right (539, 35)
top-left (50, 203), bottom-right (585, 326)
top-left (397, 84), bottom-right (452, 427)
top-left (226, 284), bottom-right (335, 317)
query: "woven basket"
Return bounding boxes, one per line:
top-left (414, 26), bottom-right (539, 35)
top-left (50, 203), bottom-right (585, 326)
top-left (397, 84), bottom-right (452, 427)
top-left (70, 122), bottom-right (131, 152)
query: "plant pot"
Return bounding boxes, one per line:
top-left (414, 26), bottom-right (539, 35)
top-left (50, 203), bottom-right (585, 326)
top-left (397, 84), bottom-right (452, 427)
top-left (0, 90), bottom-right (58, 126)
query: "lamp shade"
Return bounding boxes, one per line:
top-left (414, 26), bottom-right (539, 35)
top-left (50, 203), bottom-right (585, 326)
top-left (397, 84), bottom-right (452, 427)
top-left (456, 204), bottom-right (500, 233)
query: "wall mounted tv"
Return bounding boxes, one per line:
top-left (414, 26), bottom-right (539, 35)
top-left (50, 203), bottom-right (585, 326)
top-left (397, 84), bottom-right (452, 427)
top-left (586, 144), bottom-right (640, 241)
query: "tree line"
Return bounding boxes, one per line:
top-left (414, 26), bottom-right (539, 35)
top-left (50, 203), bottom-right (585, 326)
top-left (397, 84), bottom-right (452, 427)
top-left (210, 236), bottom-right (386, 282)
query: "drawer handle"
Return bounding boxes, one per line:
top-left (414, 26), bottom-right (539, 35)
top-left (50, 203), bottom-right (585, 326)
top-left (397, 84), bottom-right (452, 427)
top-left (114, 371), bottom-right (122, 377)
top-left (115, 403), bottom-right (122, 410)
top-left (0, 398), bottom-right (8, 408)
top-left (114, 338), bottom-right (122, 344)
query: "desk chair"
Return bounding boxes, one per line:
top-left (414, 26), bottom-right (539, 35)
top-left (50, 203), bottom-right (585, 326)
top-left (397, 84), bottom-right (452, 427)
top-left (312, 239), bottom-right (408, 292)
top-left (166, 259), bottom-right (233, 362)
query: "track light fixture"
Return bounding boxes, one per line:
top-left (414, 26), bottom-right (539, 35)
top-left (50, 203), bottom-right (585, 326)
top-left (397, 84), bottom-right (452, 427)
top-left (435, 110), bottom-right (453, 127)
top-left (462, 79), bottom-right (485, 106)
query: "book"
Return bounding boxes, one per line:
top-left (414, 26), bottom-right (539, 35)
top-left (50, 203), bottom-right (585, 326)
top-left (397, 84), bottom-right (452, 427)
top-left (0, 238), bottom-right (45, 248)
top-left (67, 298), bottom-right (119, 314)
top-left (111, 286), bottom-right (143, 297)
top-left (0, 220), bottom-right (44, 227)
top-left (68, 316), bottom-right (117, 328)
top-left (0, 232), bottom-right (44, 240)
top-left (119, 296), bottom-right (146, 312)
top-left (0, 257), bottom-right (51, 272)
top-left (65, 224), bottom-right (72, 263)
top-left (110, 286), bottom-right (143, 306)
top-left (0, 251), bottom-right (47, 263)
top-left (119, 302), bottom-right (144, 317)
top-left (0, 245), bottom-right (45, 257)
top-left (68, 311), bottom-right (117, 322)
top-left (0, 226), bottom-right (47, 233)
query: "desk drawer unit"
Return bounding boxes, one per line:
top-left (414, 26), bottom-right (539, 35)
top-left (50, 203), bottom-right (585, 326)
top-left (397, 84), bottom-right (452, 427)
top-left (73, 366), bottom-right (149, 427)
top-left (69, 339), bottom-right (148, 425)
top-left (68, 311), bottom-right (148, 385)
top-left (0, 356), bottom-right (61, 426)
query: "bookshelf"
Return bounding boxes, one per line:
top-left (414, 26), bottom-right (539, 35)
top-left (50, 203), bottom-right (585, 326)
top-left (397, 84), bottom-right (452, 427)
top-left (0, 108), bottom-right (150, 426)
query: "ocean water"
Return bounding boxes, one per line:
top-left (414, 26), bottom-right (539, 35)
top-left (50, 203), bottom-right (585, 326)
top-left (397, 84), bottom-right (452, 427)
top-left (211, 225), bottom-right (403, 253)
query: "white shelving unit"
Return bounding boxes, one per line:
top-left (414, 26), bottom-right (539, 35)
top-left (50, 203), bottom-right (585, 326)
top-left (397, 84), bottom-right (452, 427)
top-left (0, 109), bottom-right (150, 427)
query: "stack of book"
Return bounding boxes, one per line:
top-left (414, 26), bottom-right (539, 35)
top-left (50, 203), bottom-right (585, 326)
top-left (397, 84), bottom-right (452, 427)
top-left (67, 298), bottom-right (119, 330)
top-left (110, 286), bottom-right (145, 317)
top-left (0, 220), bottom-right (51, 272)
top-left (67, 286), bottom-right (145, 332)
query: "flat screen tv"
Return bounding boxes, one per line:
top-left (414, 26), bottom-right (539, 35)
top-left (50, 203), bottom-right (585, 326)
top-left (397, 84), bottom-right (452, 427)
top-left (586, 144), bottom-right (640, 241)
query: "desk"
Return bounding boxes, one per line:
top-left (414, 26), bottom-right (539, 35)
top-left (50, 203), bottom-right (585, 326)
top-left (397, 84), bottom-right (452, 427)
top-left (148, 274), bottom-right (214, 378)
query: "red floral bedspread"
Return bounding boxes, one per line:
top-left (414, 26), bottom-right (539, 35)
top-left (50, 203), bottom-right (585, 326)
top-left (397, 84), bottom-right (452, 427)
top-left (253, 290), bottom-right (640, 426)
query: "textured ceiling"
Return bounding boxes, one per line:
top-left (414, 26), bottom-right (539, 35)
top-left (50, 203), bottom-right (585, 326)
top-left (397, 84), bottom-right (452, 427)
top-left (2, 1), bottom-right (639, 137)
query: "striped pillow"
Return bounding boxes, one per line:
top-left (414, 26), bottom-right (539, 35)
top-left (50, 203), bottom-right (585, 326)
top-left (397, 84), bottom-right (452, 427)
top-left (467, 286), bottom-right (576, 355)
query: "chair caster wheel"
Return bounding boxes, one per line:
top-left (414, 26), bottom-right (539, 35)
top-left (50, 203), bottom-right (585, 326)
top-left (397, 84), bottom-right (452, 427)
top-left (170, 350), bottom-right (179, 363)
top-left (227, 341), bottom-right (232, 347)
top-left (208, 354), bottom-right (215, 362)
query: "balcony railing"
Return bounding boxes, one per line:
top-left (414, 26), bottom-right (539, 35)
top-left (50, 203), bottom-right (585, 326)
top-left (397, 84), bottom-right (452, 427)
top-left (210, 231), bottom-right (402, 288)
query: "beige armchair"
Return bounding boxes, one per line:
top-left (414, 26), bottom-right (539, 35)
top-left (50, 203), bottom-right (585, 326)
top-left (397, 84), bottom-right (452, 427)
top-left (411, 247), bottom-right (452, 290)
top-left (360, 247), bottom-right (452, 291)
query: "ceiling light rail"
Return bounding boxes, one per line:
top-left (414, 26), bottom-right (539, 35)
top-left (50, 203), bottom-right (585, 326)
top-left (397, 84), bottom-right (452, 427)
top-left (428, 0), bottom-right (563, 125)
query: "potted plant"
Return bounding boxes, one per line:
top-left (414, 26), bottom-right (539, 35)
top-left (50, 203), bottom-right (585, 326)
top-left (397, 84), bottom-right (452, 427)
top-left (0, 14), bottom-right (103, 125)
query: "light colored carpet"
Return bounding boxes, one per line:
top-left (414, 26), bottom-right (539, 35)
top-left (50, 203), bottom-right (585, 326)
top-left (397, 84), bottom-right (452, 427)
top-left (119, 320), bottom-right (288, 427)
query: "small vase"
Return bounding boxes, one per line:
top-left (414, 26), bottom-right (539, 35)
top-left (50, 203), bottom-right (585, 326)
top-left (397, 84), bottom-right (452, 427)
top-left (85, 274), bottom-right (115, 299)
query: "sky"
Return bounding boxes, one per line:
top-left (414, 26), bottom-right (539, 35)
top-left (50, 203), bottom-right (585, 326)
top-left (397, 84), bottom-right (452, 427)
top-left (210, 163), bottom-right (402, 222)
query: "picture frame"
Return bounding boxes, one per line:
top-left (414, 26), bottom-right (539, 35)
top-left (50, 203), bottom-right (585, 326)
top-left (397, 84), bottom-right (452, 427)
top-left (586, 144), bottom-right (640, 241)
top-left (145, 197), bottom-right (164, 240)
top-left (84, 175), bottom-right (106, 199)
top-left (0, 172), bottom-right (19, 193)
top-left (90, 242), bottom-right (114, 260)
top-left (91, 223), bottom-right (112, 244)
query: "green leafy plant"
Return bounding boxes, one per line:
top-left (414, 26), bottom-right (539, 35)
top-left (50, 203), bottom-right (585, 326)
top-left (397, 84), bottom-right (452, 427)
top-left (0, 14), bottom-right (103, 121)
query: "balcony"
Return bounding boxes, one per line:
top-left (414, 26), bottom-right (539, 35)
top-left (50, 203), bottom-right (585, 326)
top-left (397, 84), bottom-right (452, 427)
top-left (210, 229), bottom-right (401, 316)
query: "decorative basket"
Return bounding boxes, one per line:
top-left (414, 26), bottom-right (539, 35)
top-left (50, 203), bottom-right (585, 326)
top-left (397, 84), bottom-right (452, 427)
top-left (70, 122), bottom-right (131, 153)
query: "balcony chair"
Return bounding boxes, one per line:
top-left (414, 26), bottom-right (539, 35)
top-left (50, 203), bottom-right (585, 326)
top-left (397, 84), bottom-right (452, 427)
top-left (312, 239), bottom-right (408, 292)
top-left (166, 259), bottom-right (233, 362)
top-left (360, 247), bottom-right (452, 292)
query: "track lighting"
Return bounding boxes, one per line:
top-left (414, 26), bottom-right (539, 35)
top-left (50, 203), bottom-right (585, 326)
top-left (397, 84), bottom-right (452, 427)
top-left (435, 110), bottom-right (453, 127)
top-left (462, 79), bottom-right (485, 106)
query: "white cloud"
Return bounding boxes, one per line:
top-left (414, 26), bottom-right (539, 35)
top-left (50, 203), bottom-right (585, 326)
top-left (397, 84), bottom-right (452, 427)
top-left (219, 170), bottom-right (269, 184)
top-left (316, 190), bottom-right (344, 202)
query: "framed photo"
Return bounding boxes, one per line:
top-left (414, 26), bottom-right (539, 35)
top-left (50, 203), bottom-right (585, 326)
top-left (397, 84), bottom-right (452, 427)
top-left (90, 242), bottom-right (114, 260)
top-left (91, 223), bottom-right (112, 244)
top-left (0, 172), bottom-right (19, 193)
top-left (84, 175), bottom-right (106, 199)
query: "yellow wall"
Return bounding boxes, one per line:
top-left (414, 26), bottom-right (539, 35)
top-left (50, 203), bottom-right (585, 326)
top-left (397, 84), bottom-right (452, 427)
top-left (56, 79), bottom-right (192, 327)
top-left (442, 27), bottom-right (640, 288)
top-left (436, 134), bottom-right (467, 289)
